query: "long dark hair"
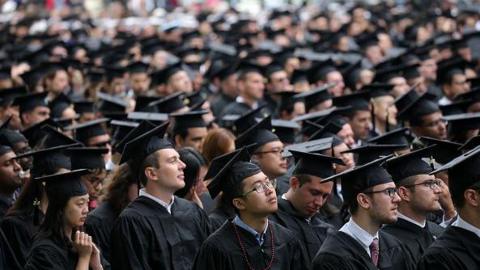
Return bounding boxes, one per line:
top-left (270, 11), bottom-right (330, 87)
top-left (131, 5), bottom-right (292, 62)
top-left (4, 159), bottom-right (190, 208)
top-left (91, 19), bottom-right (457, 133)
top-left (6, 179), bottom-right (44, 225)
top-left (102, 163), bottom-right (136, 216)
top-left (175, 147), bottom-right (205, 198)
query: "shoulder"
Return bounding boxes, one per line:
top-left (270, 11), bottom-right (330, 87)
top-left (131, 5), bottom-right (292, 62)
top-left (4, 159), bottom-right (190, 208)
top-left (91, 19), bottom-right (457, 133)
top-left (270, 220), bottom-right (300, 245)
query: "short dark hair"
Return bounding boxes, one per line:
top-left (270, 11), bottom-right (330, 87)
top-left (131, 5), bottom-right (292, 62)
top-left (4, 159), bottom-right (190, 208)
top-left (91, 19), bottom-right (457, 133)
top-left (443, 69), bottom-right (464, 86)
top-left (292, 174), bottom-right (312, 187)
top-left (398, 175), bottom-right (418, 192)
top-left (138, 152), bottom-right (160, 187)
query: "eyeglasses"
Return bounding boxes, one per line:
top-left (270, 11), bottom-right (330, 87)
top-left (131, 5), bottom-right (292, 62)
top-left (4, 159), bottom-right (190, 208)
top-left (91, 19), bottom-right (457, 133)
top-left (364, 187), bottom-right (398, 199)
top-left (403, 179), bottom-right (441, 190)
top-left (241, 178), bottom-right (277, 197)
top-left (254, 148), bottom-right (284, 157)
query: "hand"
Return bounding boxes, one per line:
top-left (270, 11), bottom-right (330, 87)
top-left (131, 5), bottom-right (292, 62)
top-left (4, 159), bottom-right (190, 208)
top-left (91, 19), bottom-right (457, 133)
top-left (437, 180), bottom-right (456, 219)
top-left (72, 231), bottom-right (93, 259)
top-left (89, 243), bottom-right (103, 270)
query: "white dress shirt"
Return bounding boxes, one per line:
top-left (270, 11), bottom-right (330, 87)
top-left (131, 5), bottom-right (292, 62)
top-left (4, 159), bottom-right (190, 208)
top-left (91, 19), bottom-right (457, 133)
top-left (452, 215), bottom-right (480, 239)
top-left (397, 212), bottom-right (426, 228)
top-left (139, 188), bottom-right (175, 214)
top-left (339, 218), bottom-right (379, 257)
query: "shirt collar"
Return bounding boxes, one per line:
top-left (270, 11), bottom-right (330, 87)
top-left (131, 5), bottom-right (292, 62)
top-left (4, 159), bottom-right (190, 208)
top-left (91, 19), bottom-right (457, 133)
top-left (235, 96), bottom-right (258, 109)
top-left (232, 215), bottom-right (268, 246)
top-left (397, 212), bottom-right (426, 228)
top-left (452, 215), bottom-right (480, 239)
top-left (139, 188), bottom-right (175, 214)
top-left (340, 218), bottom-right (379, 249)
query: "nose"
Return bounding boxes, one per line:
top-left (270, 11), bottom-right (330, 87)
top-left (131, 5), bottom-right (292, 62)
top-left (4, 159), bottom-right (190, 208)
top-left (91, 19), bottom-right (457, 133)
top-left (179, 159), bottom-right (186, 170)
top-left (392, 192), bottom-right (401, 203)
top-left (13, 160), bottom-right (21, 171)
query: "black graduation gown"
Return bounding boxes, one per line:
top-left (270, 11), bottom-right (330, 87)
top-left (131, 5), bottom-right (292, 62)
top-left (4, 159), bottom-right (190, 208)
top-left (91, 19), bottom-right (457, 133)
top-left (269, 198), bottom-right (334, 265)
top-left (220, 101), bottom-right (253, 117)
top-left (417, 226), bottom-right (480, 270)
top-left (381, 218), bottom-right (444, 263)
top-left (85, 201), bottom-right (117, 263)
top-left (0, 227), bottom-right (22, 270)
top-left (192, 219), bottom-right (307, 270)
top-left (311, 230), bottom-right (416, 270)
top-left (211, 92), bottom-right (235, 117)
top-left (0, 195), bottom-right (13, 220)
top-left (110, 196), bottom-right (211, 270)
top-left (24, 235), bottom-right (78, 270)
top-left (209, 206), bottom-right (234, 232)
top-left (0, 209), bottom-right (43, 266)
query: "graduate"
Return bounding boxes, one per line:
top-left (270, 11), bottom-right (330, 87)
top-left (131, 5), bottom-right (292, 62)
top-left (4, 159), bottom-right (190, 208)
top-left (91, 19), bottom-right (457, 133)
top-left (24, 170), bottom-right (104, 270)
top-left (269, 150), bottom-right (343, 265)
top-left (110, 122), bottom-right (210, 270)
top-left (381, 146), bottom-right (445, 263)
top-left (193, 147), bottom-right (307, 270)
top-left (311, 156), bottom-right (415, 270)
top-left (417, 145), bottom-right (480, 269)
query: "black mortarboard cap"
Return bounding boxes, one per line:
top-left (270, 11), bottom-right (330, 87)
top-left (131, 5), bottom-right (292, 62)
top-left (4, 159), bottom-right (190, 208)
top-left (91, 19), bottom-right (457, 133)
top-left (68, 118), bottom-right (109, 144)
top-left (454, 88), bottom-right (480, 102)
top-left (127, 112), bottom-right (169, 123)
top-left (49, 93), bottom-right (72, 118)
top-left (284, 137), bottom-right (333, 158)
top-left (232, 105), bottom-right (267, 135)
top-left (367, 127), bottom-right (412, 146)
top-left (110, 120), bottom-right (139, 147)
top-left (459, 135), bottom-right (480, 152)
top-left (271, 119), bottom-right (299, 145)
top-left (127, 61), bottom-right (150, 74)
top-left (38, 125), bottom-right (82, 148)
top-left (235, 116), bottom-right (279, 150)
top-left (135, 95), bottom-right (161, 112)
top-left (291, 69), bottom-right (309, 84)
top-left (0, 119), bottom-right (27, 147)
top-left (120, 121), bottom-right (173, 167)
top-left (343, 144), bottom-right (408, 165)
top-left (150, 62), bottom-right (184, 85)
top-left (396, 90), bottom-right (439, 122)
top-left (171, 110), bottom-right (207, 134)
top-left (21, 118), bottom-right (59, 148)
top-left (321, 156), bottom-right (393, 205)
top-left (419, 137), bottom-right (462, 165)
top-left (430, 146), bottom-right (480, 200)
top-left (444, 112), bottom-right (480, 130)
top-left (0, 86), bottom-right (28, 106)
top-left (97, 92), bottom-right (128, 113)
top-left (185, 90), bottom-right (208, 108)
top-left (208, 146), bottom-right (260, 198)
top-left (15, 143), bottom-right (75, 176)
top-left (35, 169), bottom-right (89, 201)
top-left (361, 83), bottom-right (395, 98)
top-left (114, 120), bottom-right (156, 154)
top-left (384, 145), bottom-right (436, 182)
top-left (332, 91), bottom-right (370, 112)
top-left (294, 84), bottom-right (333, 112)
top-left (67, 147), bottom-right (108, 170)
top-left (440, 100), bottom-right (472, 116)
top-left (291, 150), bottom-right (344, 179)
top-left (13, 92), bottom-right (49, 114)
top-left (147, 92), bottom-right (186, 113)
top-left (74, 101), bottom-right (96, 114)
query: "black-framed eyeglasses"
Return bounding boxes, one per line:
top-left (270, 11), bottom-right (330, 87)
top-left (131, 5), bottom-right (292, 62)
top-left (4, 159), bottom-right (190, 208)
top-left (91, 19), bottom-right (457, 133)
top-left (241, 178), bottom-right (277, 197)
top-left (254, 148), bottom-right (284, 157)
top-left (403, 179), bottom-right (441, 190)
top-left (364, 187), bottom-right (398, 199)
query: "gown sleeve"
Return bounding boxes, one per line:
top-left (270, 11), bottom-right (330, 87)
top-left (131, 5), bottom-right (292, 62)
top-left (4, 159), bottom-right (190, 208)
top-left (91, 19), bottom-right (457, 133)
top-left (192, 240), bottom-right (229, 270)
top-left (24, 244), bottom-right (68, 270)
top-left (311, 253), bottom-right (355, 270)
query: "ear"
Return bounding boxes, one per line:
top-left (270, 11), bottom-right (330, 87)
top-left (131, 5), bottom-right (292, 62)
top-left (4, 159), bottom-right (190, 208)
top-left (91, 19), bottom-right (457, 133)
top-left (232, 197), bottom-right (247, 212)
top-left (290, 176), bottom-right (300, 190)
top-left (144, 166), bottom-right (158, 182)
top-left (174, 134), bottom-right (183, 147)
top-left (464, 189), bottom-right (480, 207)
top-left (357, 193), bottom-right (372, 210)
top-left (397, 186), bottom-right (411, 202)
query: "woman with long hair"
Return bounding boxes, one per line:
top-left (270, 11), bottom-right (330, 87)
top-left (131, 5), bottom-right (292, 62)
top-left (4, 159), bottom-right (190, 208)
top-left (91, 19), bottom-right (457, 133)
top-left (25, 169), bottom-right (103, 270)
top-left (175, 147), bottom-right (207, 208)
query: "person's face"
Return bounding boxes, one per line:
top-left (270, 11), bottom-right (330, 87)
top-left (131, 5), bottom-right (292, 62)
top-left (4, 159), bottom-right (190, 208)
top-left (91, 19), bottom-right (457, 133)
top-left (243, 72), bottom-right (265, 101)
top-left (167, 71), bottom-right (193, 93)
top-left (130, 73), bottom-right (150, 95)
top-left (87, 134), bottom-right (112, 163)
top-left (337, 123), bottom-right (355, 148)
top-left (81, 171), bottom-right (107, 200)
top-left (365, 45), bottom-right (384, 65)
top-left (377, 33), bottom-right (393, 53)
top-left (372, 96), bottom-right (397, 126)
top-left (366, 182), bottom-right (401, 224)
top-left (420, 59), bottom-right (437, 81)
top-left (268, 70), bottom-right (291, 93)
top-left (389, 77), bottom-right (410, 98)
top-left (110, 77), bottom-right (127, 96)
top-left (61, 106), bottom-right (77, 120)
top-left (325, 71), bottom-right (345, 97)
top-left (349, 110), bottom-right (372, 141)
top-left (290, 176), bottom-right (333, 218)
top-left (221, 73), bottom-right (238, 97)
top-left (253, 141), bottom-right (287, 178)
top-left (446, 73), bottom-right (469, 99)
top-left (151, 51), bottom-right (169, 70)
top-left (63, 194), bottom-right (89, 228)
top-left (1, 106), bottom-right (21, 130)
top-left (51, 70), bottom-right (69, 94)
top-left (0, 151), bottom-right (22, 192)
top-left (22, 106), bottom-right (50, 127)
top-left (413, 112), bottom-right (447, 140)
top-left (235, 171), bottom-right (278, 215)
top-left (403, 174), bottom-right (442, 213)
top-left (152, 148), bottom-right (186, 192)
top-left (332, 143), bottom-right (355, 173)
top-left (181, 127), bottom-right (208, 153)
top-left (13, 141), bottom-right (32, 171)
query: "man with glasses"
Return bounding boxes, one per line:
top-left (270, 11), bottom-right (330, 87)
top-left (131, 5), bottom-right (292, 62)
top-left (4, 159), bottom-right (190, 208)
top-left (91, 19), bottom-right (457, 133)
top-left (382, 146), bottom-right (445, 263)
top-left (270, 150), bottom-right (344, 266)
top-left (438, 64), bottom-right (470, 106)
top-left (418, 145), bottom-right (480, 269)
top-left (236, 116), bottom-right (288, 182)
top-left (193, 147), bottom-right (306, 269)
top-left (312, 156), bottom-right (415, 270)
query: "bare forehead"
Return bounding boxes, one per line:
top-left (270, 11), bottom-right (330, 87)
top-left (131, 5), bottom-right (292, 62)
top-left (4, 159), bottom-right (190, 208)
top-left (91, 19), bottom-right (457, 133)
top-left (157, 148), bottom-right (179, 159)
top-left (244, 171), bottom-right (267, 184)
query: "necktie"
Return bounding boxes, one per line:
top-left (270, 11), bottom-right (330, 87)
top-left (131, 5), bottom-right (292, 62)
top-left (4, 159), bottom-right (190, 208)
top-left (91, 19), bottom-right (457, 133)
top-left (369, 238), bottom-right (379, 267)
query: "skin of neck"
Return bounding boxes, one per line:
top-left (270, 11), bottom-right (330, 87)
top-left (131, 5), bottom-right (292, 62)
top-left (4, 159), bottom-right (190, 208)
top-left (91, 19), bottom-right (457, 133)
top-left (352, 211), bottom-right (382, 236)
top-left (64, 224), bottom-right (73, 241)
top-left (284, 189), bottom-right (309, 218)
top-left (397, 203), bottom-right (427, 225)
top-left (240, 93), bottom-right (257, 108)
top-left (145, 183), bottom-right (174, 205)
top-left (374, 118), bottom-right (387, 134)
top-left (39, 192), bottom-right (49, 214)
top-left (239, 211), bottom-right (269, 234)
